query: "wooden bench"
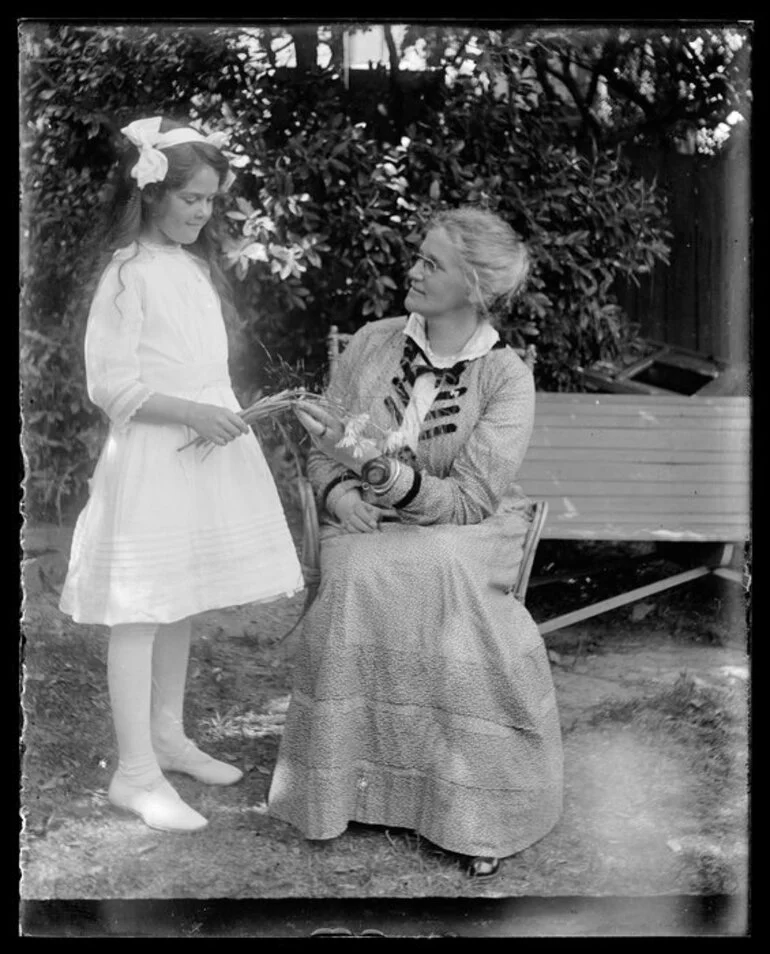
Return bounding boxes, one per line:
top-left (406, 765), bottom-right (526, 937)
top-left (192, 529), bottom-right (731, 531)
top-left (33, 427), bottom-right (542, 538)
top-left (518, 393), bottom-right (750, 634)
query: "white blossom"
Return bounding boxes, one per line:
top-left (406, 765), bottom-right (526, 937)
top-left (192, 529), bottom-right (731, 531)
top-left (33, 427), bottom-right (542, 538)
top-left (382, 430), bottom-right (407, 454)
top-left (352, 438), bottom-right (378, 459)
top-left (343, 413), bottom-right (371, 439)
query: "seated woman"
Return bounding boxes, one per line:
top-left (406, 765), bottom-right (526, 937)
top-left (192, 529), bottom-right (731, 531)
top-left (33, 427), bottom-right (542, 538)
top-left (267, 206), bottom-right (563, 878)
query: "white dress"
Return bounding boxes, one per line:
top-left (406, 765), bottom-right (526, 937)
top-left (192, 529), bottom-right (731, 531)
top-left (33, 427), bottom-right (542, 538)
top-left (59, 241), bottom-right (304, 627)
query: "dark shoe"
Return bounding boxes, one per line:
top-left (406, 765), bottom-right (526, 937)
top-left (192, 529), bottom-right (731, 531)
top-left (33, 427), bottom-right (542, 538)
top-left (467, 855), bottom-right (501, 879)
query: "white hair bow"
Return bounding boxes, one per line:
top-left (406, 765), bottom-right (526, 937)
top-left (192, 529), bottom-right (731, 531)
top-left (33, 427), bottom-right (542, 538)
top-left (120, 117), bottom-right (235, 191)
top-left (204, 131), bottom-right (229, 150)
top-left (121, 117), bottom-right (168, 190)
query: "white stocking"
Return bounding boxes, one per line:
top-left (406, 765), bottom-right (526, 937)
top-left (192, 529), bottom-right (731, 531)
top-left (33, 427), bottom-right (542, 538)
top-left (107, 621), bottom-right (208, 832)
top-left (107, 622), bottom-right (162, 787)
top-left (150, 617), bottom-right (193, 755)
top-left (151, 616), bottom-right (243, 786)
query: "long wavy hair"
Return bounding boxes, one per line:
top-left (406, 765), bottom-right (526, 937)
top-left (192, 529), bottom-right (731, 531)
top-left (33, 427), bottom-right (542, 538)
top-left (94, 117), bottom-right (239, 337)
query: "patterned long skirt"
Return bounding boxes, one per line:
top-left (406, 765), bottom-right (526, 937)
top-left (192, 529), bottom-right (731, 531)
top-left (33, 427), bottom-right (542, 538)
top-left (267, 514), bottom-right (563, 858)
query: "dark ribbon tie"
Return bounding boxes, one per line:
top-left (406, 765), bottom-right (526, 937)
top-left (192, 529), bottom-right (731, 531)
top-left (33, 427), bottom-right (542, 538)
top-left (404, 338), bottom-right (468, 388)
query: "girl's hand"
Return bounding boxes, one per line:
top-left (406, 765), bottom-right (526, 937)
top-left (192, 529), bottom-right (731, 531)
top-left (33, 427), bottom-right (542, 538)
top-left (295, 405), bottom-right (379, 470)
top-left (187, 402), bottom-right (250, 446)
top-left (333, 490), bottom-right (397, 533)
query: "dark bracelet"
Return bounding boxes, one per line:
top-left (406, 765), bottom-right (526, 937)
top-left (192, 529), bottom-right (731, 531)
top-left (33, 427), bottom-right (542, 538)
top-left (320, 471), bottom-right (359, 511)
top-left (394, 469), bottom-right (422, 509)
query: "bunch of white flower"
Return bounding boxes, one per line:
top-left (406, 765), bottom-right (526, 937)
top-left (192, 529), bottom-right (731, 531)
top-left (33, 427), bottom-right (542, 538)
top-left (335, 412), bottom-right (408, 459)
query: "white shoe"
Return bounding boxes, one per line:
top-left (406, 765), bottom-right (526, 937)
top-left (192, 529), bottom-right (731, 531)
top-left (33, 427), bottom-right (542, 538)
top-left (108, 773), bottom-right (208, 833)
top-left (155, 740), bottom-right (244, 786)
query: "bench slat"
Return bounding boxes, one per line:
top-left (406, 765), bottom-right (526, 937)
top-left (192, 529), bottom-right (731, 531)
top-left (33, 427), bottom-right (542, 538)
top-left (541, 495), bottom-right (748, 514)
top-left (532, 413), bottom-right (749, 430)
top-left (541, 520), bottom-right (748, 542)
top-left (521, 462), bottom-right (746, 483)
top-left (541, 531), bottom-right (747, 542)
top-left (523, 446), bottom-right (746, 464)
top-left (543, 513), bottom-right (747, 527)
top-left (529, 427), bottom-right (748, 452)
top-left (524, 480), bottom-right (747, 499)
top-left (532, 407), bottom-right (750, 421)
top-left (533, 394), bottom-right (750, 411)
top-left (520, 393), bottom-right (750, 543)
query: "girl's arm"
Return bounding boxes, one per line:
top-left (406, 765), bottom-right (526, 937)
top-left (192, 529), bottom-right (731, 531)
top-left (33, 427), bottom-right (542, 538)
top-left (85, 259), bottom-right (247, 443)
top-left (85, 260), bottom-right (155, 430)
top-left (134, 395), bottom-right (248, 443)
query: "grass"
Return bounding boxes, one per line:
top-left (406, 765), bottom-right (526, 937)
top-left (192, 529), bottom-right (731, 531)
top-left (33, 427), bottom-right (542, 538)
top-left (586, 671), bottom-right (747, 755)
top-left (582, 672), bottom-right (749, 895)
top-left (20, 523), bottom-right (750, 901)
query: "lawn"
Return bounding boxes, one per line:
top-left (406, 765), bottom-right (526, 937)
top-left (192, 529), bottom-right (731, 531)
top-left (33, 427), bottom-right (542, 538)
top-left (20, 521), bottom-right (749, 933)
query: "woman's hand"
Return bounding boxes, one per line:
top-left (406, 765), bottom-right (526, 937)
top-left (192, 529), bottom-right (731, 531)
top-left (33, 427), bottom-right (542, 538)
top-left (295, 404), bottom-right (379, 471)
top-left (294, 403), bottom-right (344, 445)
top-left (187, 402), bottom-right (251, 446)
top-left (332, 490), bottom-right (397, 533)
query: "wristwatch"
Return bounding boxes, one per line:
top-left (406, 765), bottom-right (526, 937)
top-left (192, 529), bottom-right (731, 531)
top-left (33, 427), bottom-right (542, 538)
top-left (361, 455), bottom-right (392, 488)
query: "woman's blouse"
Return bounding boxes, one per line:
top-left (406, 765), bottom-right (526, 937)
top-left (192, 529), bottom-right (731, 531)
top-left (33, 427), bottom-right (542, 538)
top-left (307, 314), bottom-right (535, 527)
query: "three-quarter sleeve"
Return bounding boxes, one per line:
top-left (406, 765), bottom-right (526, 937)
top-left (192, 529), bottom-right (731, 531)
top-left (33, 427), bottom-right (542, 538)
top-left (84, 258), bottom-right (155, 429)
top-left (376, 358), bottom-right (535, 526)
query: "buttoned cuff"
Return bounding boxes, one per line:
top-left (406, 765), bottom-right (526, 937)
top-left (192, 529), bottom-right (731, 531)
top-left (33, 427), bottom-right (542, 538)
top-left (375, 463), bottom-right (422, 509)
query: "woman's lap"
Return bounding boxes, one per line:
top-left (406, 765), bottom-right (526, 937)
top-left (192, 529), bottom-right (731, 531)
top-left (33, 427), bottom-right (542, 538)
top-left (268, 517), bottom-right (563, 856)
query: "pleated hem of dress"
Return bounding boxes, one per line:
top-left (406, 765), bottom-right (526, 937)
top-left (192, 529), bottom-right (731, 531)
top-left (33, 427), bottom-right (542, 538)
top-left (59, 582), bottom-right (305, 628)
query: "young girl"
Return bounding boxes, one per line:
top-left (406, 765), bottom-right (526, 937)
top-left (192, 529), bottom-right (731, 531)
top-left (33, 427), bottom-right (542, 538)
top-left (58, 116), bottom-right (304, 833)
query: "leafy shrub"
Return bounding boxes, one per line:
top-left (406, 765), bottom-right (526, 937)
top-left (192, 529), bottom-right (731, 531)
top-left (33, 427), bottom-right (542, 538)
top-left (211, 68), bottom-right (670, 393)
top-left (20, 24), bottom-right (671, 521)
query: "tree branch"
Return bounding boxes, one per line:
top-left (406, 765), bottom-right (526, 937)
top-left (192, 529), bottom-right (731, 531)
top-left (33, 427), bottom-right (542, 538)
top-left (326, 24), bottom-right (344, 70)
top-left (533, 35), bottom-right (656, 120)
top-left (584, 61), bottom-right (602, 110)
top-left (260, 30), bottom-right (278, 68)
top-left (544, 55), bottom-right (602, 138)
top-left (450, 29), bottom-right (475, 68)
top-left (533, 47), bottom-right (559, 102)
top-left (600, 70), bottom-right (658, 119)
top-left (383, 23), bottom-right (400, 77)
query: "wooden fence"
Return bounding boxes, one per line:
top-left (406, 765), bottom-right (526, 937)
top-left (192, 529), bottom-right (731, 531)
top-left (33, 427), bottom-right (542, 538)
top-left (616, 132), bottom-right (750, 367)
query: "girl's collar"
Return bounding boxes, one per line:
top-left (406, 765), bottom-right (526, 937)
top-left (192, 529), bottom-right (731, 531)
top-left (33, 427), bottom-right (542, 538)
top-left (137, 238), bottom-right (184, 252)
